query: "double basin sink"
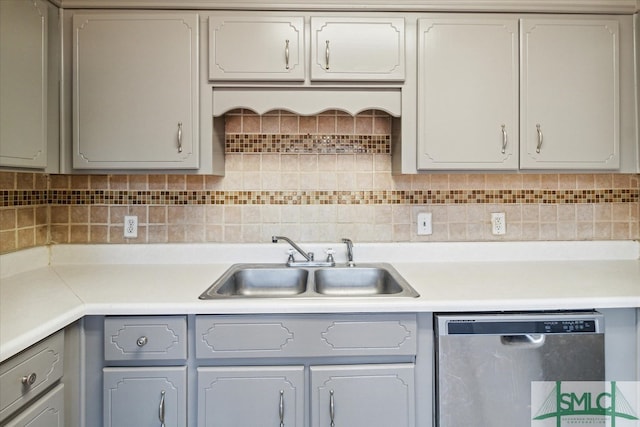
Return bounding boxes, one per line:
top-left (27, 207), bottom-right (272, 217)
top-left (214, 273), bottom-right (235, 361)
top-left (199, 263), bottom-right (419, 299)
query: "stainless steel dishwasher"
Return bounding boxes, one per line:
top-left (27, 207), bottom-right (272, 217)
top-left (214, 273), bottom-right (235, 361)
top-left (435, 311), bottom-right (605, 427)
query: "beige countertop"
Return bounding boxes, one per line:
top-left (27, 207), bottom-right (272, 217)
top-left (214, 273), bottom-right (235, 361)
top-left (1, 241), bottom-right (639, 362)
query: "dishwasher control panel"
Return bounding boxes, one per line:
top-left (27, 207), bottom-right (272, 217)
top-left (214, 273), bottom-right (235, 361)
top-left (437, 311), bottom-right (604, 336)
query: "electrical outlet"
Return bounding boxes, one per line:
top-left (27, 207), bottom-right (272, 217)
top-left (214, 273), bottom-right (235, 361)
top-left (417, 212), bottom-right (433, 235)
top-left (124, 215), bottom-right (138, 238)
top-left (491, 212), bottom-right (506, 235)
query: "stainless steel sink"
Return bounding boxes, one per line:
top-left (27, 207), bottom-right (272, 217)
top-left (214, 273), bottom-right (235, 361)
top-left (206, 266), bottom-right (308, 297)
top-left (199, 263), bottom-right (419, 299)
top-left (314, 267), bottom-right (407, 296)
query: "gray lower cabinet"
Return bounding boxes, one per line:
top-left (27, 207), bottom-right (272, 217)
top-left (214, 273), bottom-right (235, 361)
top-left (310, 364), bottom-right (415, 427)
top-left (197, 366), bottom-right (305, 427)
top-left (101, 316), bottom-right (189, 427)
top-left (92, 314), bottom-right (417, 426)
top-left (3, 384), bottom-right (64, 427)
top-left (195, 314), bottom-right (418, 426)
top-left (0, 331), bottom-right (64, 426)
top-left (103, 366), bottom-right (187, 427)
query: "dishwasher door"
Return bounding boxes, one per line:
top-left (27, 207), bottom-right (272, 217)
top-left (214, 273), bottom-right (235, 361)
top-left (435, 311), bottom-right (605, 427)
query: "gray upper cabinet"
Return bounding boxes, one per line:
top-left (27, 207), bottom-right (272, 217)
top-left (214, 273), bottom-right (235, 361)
top-left (208, 16), bottom-right (305, 81)
top-left (417, 14), bottom-right (628, 172)
top-left (520, 17), bottom-right (620, 169)
top-left (310, 17), bottom-right (405, 81)
top-left (0, 0), bottom-right (48, 169)
top-left (72, 12), bottom-right (199, 169)
top-left (417, 16), bottom-right (519, 170)
top-left (208, 15), bottom-right (405, 83)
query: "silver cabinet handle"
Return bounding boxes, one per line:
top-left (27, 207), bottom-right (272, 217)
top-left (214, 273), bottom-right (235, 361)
top-left (136, 336), bottom-right (148, 347)
top-left (285, 40), bottom-right (290, 70)
top-left (177, 122), bottom-right (183, 153)
top-left (329, 390), bottom-right (335, 427)
top-left (501, 124), bottom-right (508, 154)
top-left (536, 123), bottom-right (543, 153)
top-left (325, 40), bottom-right (330, 70)
top-left (279, 390), bottom-right (285, 427)
top-left (159, 390), bottom-right (166, 427)
top-left (21, 372), bottom-right (37, 387)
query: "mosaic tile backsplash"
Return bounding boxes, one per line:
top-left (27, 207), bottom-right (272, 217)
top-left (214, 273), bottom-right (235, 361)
top-left (1, 110), bottom-right (639, 254)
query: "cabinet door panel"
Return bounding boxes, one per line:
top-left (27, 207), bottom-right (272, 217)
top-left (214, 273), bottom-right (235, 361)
top-left (198, 366), bottom-right (304, 427)
top-left (195, 314), bottom-right (417, 359)
top-left (310, 17), bottom-right (405, 81)
top-left (0, 0), bottom-right (47, 168)
top-left (72, 12), bottom-right (199, 169)
top-left (417, 17), bottom-right (519, 170)
top-left (311, 364), bottom-right (415, 427)
top-left (3, 384), bottom-right (64, 427)
top-left (520, 18), bottom-right (619, 169)
top-left (209, 17), bottom-right (305, 81)
top-left (103, 367), bottom-right (186, 427)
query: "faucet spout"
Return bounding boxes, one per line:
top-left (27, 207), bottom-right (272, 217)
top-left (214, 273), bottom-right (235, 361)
top-left (272, 236), bottom-right (312, 261)
top-left (342, 238), bottom-right (355, 267)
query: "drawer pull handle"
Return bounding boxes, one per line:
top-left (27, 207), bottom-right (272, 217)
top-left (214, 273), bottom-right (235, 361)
top-left (329, 389), bottom-right (335, 427)
top-left (325, 40), bottom-right (330, 70)
top-left (536, 123), bottom-right (543, 153)
top-left (159, 390), bottom-right (166, 427)
top-left (279, 390), bottom-right (285, 427)
top-left (21, 372), bottom-right (37, 387)
top-left (501, 124), bottom-right (508, 154)
top-left (177, 122), bottom-right (183, 153)
top-left (136, 336), bottom-right (148, 347)
top-left (285, 40), bottom-right (290, 70)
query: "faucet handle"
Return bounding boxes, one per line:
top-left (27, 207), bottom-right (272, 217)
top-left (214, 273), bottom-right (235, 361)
top-left (286, 249), bottom-right (295, 263)
top-left (325, 248), bottom-right (335, 263)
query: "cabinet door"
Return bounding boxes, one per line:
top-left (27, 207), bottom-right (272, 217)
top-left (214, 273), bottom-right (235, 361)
top-left (72, 12), bottom-right (199, 169)
top-left (310, 17), bottom-right (405, 81)
top-left (103, 366), bottom-right (186, 427)
top-left (311, 364), bottom-right (415, 427)
top-left (198, 366), bottom-right (304, 427)
top-left (417, 17), bottom-right (519, 170)
top-left (4, 384), bottom-right (64, 427)
top-left (520, 17), bottom-right (620, 169)
top-left (0, 0), bottom-right (48, 168)
top-left (209, 16), bottom-right (305, 81)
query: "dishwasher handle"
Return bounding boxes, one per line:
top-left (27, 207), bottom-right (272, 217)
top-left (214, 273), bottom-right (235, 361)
top-left (500, 334), bottom-right (545, 348)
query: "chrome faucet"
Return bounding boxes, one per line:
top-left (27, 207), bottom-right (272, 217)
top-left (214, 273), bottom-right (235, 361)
top-left (342, 238), bottom-right (355, 267)
top-left (272, 236), bottom-right (335, 267)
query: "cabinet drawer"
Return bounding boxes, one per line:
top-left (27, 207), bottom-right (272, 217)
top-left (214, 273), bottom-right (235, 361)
top-left (104, 316), bottom-right (187, 362)
top-left (195, 314), bottom-right (417, 359)
top-left (3, 384), bottom-right (64, 427)
top-left (0, 330), bottom-right (64, 422)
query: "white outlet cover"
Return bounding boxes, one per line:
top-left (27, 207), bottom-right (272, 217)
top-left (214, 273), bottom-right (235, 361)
top-left (417, 212), bottom-right (433, 235)
top-left (124, 215), bottom-right (138, 238)
top-left (491, 212), bottom-right (506, 235)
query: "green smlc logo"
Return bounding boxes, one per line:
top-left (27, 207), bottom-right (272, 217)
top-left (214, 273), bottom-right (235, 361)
top-left (533, 381), bottom-right (639, 426)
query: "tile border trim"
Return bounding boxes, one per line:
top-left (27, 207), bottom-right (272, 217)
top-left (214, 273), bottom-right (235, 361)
top-left (2, 188), bottom-right (638, 207)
